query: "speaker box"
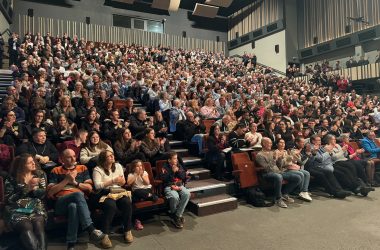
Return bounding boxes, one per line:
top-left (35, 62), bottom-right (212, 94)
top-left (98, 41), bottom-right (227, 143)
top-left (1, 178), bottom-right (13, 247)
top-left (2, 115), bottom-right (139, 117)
top-left (27, 8), bottom-right (34, 17)
top-left (182, 31), bottom-right (186, 38)
top-left (313, 36), bottom-right (318, 44)
top-left (275, 44), bottom-right (279, 54)
top-left (251, 41), bottom-right (255, 49)
top-left (235, 32), bottom-right (239, 38)
top-left (345, 25), bottom-right (351, 33)
top-left (216, 36), bottom-right (220, 42)
top-left (86, 17), bottom-right (90, 25)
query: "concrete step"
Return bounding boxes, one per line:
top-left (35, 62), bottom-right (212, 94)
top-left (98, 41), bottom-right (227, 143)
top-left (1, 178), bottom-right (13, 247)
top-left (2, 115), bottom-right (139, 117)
top-left (169, 140), bottom-right (184, 147)
top-left (187, 167), bottom-right (210, 180)
top-left (0, 70), bottom-right (12, 74)
top-left (173, 148), bottom-right (189, 157)
top-left (186, 178), bottom-right (228, 198)
top-left (182, 156), bottom-right (203, 167)
top-left (187, 194), bottom-right (238, 216)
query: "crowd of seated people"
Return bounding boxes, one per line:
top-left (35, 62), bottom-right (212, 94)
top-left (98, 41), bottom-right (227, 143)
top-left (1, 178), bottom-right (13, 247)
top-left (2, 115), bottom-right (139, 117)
top-left (1, 30), bottom-right (380, 249)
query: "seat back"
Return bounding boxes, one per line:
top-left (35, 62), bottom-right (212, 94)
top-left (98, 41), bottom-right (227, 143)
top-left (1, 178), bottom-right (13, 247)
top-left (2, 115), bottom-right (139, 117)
top-left (142, 162), bottom-right (155, 185)
top-left (113, 99), bottom-right (128, 110)
top-left (236, 162), bottom-right (259, 188)
top-left (0, 176), bottom-right (4, 208)
top-left (231, 152), bottom-right (251, 170)
top-left (202, 119), bottom-right (215, 134)
top-left (348, 141), bottom-right (360, 151)
top-left (375, 139), bottom-right (380, 147)
top-left (0, 144), bottom-right (14, 173)
top-left (155, 160), bottom-right (166, 179)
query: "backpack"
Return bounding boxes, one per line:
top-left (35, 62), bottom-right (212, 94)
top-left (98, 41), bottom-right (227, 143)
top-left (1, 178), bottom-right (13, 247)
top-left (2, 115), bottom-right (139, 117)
top-left (245, 187), bottom-right (272, 207)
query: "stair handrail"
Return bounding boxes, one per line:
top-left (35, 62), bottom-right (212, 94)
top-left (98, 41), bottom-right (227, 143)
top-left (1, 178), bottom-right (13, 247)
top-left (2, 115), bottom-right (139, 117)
top-left (229, 54), bottom-right (287, 76)
top-left (1, 28), bottom-right (12, 36)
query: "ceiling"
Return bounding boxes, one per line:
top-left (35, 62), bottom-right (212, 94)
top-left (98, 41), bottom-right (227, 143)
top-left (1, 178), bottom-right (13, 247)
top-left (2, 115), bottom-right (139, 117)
top-left (105, 0), bottom-right (254, 17)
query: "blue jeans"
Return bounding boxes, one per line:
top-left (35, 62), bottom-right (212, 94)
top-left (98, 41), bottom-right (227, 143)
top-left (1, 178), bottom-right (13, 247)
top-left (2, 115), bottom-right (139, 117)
top-left (191, 134), bottom-right (204, 154)
top-left (287, 170), bottom-right (310, 192)
top-left (54, 192), bottom-right (93, 244)
top-left (164, 186), bottom-right (191, 217)
top-left (263, 172), bottom-right (302, 200)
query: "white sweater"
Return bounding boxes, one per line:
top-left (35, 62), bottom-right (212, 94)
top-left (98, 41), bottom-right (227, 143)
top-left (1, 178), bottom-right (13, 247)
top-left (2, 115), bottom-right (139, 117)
top-left (92, 162), bottom-right (124, 190)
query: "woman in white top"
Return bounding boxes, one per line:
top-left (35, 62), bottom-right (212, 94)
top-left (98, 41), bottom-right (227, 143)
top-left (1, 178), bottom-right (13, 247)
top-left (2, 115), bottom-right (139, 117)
top-left (92, 150), bottom-right (134, 243)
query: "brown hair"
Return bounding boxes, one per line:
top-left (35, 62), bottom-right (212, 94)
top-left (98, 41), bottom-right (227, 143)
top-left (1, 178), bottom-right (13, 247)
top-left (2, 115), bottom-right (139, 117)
top-left (86, 131), bottom-right (108, 152)
top-left (9, 153), bottom-right (38, 183)
top-left (97, 150), bottom-right (115, 176)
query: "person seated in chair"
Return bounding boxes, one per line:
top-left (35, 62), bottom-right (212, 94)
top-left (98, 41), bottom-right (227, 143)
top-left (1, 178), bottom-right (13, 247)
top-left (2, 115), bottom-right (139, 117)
top-left (361, 131), bottom-right (380, 163)
top-left (114, 127), bottom-right (146, 165)
top-left (92, 150), bottom-right (133, 245)
top-left (228, 123), bottom-right (249, 150)
top-left (4, 154), bottom-right (48, 250)
top-left (120, 98), bottom-right (136, 122)
top-left (48, 149), bottom-right (111, 250)
top-left (62, 129), bottom-right (88, 162)
top-left (255, 137), bottom-right (303, 208)
top-left (205, 124), bottom-right (228, 181)
top-left (25, 110), bottom-right (57, 142)
top-left (181, 111), bottom-right (206, 155)
top-left (17, 129), bottom-right (58, 170)
top-left (0, 110), bottom-right (25, 147)
top-left (80, 131), bottom-right (113, 170)
top-left (127, 159), bottom-right (158, 231)
top-left (160, 152), bottom-right (190, 229)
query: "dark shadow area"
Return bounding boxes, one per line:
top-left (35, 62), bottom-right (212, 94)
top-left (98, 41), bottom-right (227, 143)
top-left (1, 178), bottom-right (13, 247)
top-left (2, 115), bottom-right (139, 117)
top-left (20, 0), bottom-right (75, 8)
top-left (187, 11), bottom-right (228, 32)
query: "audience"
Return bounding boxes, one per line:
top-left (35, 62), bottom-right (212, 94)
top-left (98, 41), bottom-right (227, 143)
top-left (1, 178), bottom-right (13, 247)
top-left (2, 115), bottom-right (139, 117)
top-left (1, 29), bottom-right (380, 248)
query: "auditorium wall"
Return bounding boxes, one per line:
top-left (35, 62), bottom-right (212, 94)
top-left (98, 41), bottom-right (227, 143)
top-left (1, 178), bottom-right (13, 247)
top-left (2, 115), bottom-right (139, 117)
top-left (229, 30), bottom-right (287, 72)
top-left (11, 0), bottom-right (227, 44)
top-left (0, 12), bottom-right (9, 40)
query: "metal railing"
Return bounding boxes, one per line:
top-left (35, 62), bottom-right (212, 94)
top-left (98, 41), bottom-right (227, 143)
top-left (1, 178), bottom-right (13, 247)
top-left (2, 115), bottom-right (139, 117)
top-left (294, 62), bottom-right (380, 82)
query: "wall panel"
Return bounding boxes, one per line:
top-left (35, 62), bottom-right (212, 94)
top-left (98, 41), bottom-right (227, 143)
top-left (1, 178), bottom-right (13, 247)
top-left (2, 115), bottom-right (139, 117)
top-left (299, 0), bottom-right (380, 48)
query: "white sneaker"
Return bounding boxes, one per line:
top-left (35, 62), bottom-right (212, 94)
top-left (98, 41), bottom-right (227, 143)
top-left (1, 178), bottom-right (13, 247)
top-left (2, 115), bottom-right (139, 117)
top-left (299, 192), bottom-right (312, 202)
top-left (276, 199), bottom-right (288, 208)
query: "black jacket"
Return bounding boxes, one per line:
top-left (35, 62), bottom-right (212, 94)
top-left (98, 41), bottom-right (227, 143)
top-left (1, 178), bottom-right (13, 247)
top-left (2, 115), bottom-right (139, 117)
top-left (160, 162), bottom-right (187, 187)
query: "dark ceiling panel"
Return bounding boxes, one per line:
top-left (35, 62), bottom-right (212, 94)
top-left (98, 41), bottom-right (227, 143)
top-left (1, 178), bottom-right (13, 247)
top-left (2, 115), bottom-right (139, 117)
top-left (106, 0), bottom-right (254, 17)
top-left (20, 0), bottom-right (75, 7)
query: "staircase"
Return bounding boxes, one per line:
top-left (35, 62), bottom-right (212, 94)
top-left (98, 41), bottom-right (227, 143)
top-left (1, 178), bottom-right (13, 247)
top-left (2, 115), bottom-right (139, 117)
top-left (136, 101), bottom-right (238, 216)
top-left (167, 133), bottom-right (238, 216)
top-left (0, 69), bottom-right (13, 103)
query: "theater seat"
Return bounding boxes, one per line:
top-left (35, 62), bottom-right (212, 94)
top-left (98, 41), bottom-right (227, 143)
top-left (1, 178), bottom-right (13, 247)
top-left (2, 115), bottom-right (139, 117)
top-left (231, 152), bottom-right (251, 170)
top-left (129, 162), bottom-right (167, 214)
top-left (233, 162), bottom-right (259, 188)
